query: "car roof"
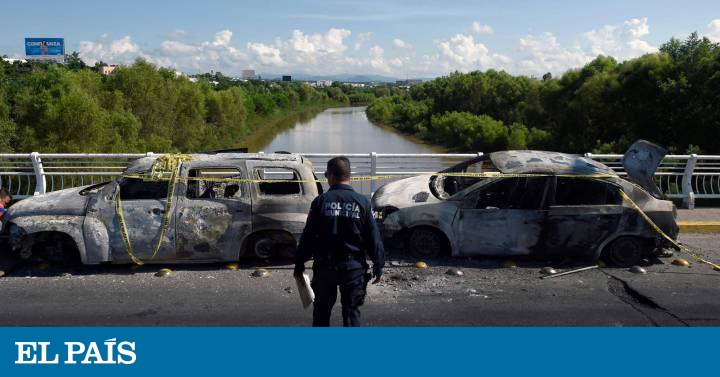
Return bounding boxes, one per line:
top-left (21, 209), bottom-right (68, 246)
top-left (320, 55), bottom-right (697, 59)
top-left (125, 153), bottom-right (303, 174)
top-left (489, 150), bottom-right (617, 176)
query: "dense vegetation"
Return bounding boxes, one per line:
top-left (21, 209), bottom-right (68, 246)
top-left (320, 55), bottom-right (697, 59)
top-left (0, 57), bottom-right (385, 153)
top-left (367, 33), bottom-right (720, 154)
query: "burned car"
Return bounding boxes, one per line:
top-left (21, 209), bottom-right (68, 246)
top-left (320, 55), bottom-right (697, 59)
top-left (3, 152), bottom-right (321, 264)
top-left (372, 140), bottom-right (678, 266)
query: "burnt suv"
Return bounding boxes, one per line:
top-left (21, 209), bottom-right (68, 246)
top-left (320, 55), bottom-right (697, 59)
top-left (4, 152), bottom-right (321, 264)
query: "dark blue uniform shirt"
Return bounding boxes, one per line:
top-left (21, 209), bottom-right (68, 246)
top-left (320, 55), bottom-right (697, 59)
top-left (295, 184), bottom-right (385, 276)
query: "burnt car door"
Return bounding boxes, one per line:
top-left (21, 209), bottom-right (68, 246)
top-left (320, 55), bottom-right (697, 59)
top-left (174, 162), bottom-right (252, 261)
top-left (456, 177), bottom-right (549, 256)
top-left (542, 177), bottom-right (624, 257)
top-left (245, 161), bottom-right (313, 237)
top-left (110, 177), bottom-right (178, 262)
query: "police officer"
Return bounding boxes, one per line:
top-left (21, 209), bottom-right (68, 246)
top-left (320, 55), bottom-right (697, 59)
top-left (294, 157), bottom-right (385, 327)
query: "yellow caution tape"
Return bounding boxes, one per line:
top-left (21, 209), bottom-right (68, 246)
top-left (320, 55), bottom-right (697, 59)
top-left (618, 190), bottom-right (720, 270)
top-left (120, 171), bottom-right (617, 185)
top-left (116, 158), bottom-right (719, 271)
top-left (116, 154), bottom-right (196, 265)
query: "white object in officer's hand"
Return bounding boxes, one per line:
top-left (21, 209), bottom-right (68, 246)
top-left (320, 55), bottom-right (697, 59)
top-left (295, 273), bottom-right (315, 309)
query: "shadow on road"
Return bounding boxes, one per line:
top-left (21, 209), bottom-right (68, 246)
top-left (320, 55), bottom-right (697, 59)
top-left (0, 246), bottom-right (670, 278)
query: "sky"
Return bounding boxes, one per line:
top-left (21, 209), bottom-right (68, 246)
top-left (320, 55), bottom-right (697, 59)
top-left (1, 0), bottom-right (719, 78)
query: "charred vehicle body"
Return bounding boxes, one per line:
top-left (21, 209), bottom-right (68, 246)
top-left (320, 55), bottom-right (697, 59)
top-left (3, 153), bottom-right (321, 264)
top-left (372, 141), bottom-right (678, 266)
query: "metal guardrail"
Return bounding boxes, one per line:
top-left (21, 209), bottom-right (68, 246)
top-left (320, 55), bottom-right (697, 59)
top-left (1, 152), bottom-right (718, 208)
top-left (586, 153), bottom-right (720, 209)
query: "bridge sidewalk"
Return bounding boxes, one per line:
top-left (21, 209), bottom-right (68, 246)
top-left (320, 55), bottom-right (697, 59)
top-left (678, 208), bottom-right (720, 233)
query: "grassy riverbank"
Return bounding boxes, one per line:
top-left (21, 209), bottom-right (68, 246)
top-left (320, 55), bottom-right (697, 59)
top-left (242, 102), bottom-right (343, 152)
top-left (0, 58), bottom-right (388, 153)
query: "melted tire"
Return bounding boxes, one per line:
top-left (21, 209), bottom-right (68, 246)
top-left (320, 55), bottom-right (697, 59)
top-left (407, 227), bottom-right (446, 258)
top-left (606, 236), bottom-right (645, 267)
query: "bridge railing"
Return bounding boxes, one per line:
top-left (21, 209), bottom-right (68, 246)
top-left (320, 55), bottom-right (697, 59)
top-left (1, 152), bottom-right (718, 208)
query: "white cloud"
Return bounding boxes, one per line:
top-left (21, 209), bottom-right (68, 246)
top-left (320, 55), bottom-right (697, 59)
top-left (167, 29), bottom-right (190, 39)
top-left (471, 21), bottom-right (494, 35)
top-left (516, 32), bottom-right (591, 75)
top-left (707, 19), bottom-right (720, 42)
top-left (392, 38), bottom-right (413, 49)
top-left (160, 40), bottom-right (201, 56)
top-left (433, 33), bottom-right (511, 72)
top-left (354, 32), bottom-right (372, 51)
top-left (76, 17), bottom-right (664, 78)
top-left (212, 30), bottom-right (233, 47)
top-left (581, 17), bottom-right (657, 60)
top-left (78, 35), bottom-right (144, 65)
top-left (247, 42), bottom-right (285, 67)
top-left (514, 17), bottom-right (658, 76)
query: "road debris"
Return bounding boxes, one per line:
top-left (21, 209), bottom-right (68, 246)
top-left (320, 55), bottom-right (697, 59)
top-left (415, 261), bottom-right (428, 269)
top-left (226, 263), bottom-right (239, 271)
top-left (61, 272), bottom-right (72, 278)
top-left (672, 258), bottom-right (690, 267)
top-left (252, 268), bottom-right (269, 278)
top-left (389, 273), bottom-right (407, 281)
top-left (390, 261), bottom-right (401, 267)
top-left (540, 265), bottom-right (598, 279)
top-left (155, 268), bottom-right (172, 277)
top-left (540, 267), bottom-right (557, 275)
top-left (659, 249), bottom-right (674, 258)
top-left (0, 270), bottom-right (4, 278)
top-left (502, 260), bottom-right (517, 269)
top-left (446, 268), bottom-right (464, 277)
top-left (629, 266), bottom-right (647, 274)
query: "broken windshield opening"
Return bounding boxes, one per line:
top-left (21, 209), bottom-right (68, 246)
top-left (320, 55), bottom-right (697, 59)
top-left (429, 155), bottom-right (496, 200)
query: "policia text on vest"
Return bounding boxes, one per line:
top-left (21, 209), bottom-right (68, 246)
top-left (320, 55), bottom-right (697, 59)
top-left (295, 157), bottom-right (385, 327)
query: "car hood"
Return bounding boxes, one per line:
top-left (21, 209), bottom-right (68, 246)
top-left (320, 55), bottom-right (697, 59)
top-left (8, 186), bottom-right (91, 217)
top-left (372, 175), bottom-right (441, 209)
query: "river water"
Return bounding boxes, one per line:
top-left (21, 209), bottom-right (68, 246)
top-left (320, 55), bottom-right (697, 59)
top-left (250, 106), bottom-right (444, 154)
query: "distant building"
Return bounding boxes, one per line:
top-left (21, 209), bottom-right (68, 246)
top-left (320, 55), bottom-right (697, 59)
top-left (343, 82), bottom-right (366, 88)
top-left (97, 65), bottom-right (118, 76)
top-left (315, 80), bottom-right (333, 88)
top-left (242, 69), bottom-right (256, 79)
top-left (282, 75), bottom-right (292, 82)
top-left (396, 79), bottom-right (422, 87)
top-left (1, 57), bottom-right (27, 64)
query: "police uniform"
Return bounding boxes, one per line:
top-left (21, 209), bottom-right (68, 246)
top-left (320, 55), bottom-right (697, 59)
top-left (295, 183), bottom-right (385, 327)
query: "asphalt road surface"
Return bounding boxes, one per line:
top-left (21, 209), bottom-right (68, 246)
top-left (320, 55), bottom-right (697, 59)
top-left (1, 234), bottom-right (719, 327)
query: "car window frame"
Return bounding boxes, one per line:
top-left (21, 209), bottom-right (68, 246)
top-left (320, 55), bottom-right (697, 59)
top-left (185, 166), bottom-right (246, 201)
top-left (549, 177), bottom-right (623, 207)
top-left (116, 176), bottom-right (170, 201)
top-left (461, 176), bottom-right (551, 210)
top-left (253, 166), bottom-right (304, 197)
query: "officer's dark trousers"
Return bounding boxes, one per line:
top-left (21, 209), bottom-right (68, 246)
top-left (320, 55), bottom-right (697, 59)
top-left (311, 267), bottom-right (366, 327)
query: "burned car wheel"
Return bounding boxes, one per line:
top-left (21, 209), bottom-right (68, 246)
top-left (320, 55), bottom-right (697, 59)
top-left (407, 227), bottom-right (447, 258)
top-left (254, 238), bottom-right (275, 259)
top-left (19, 232), bottom-right (81, 266)
top-left (605, 237), bottom-right (645, 267)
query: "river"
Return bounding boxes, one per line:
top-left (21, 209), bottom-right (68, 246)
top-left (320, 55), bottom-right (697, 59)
top-left (249, 106), bottom-right (444, 153)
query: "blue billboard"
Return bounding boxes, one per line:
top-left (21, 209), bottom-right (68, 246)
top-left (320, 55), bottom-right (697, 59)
top-left (25, 38), bottom-right (65, 58)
